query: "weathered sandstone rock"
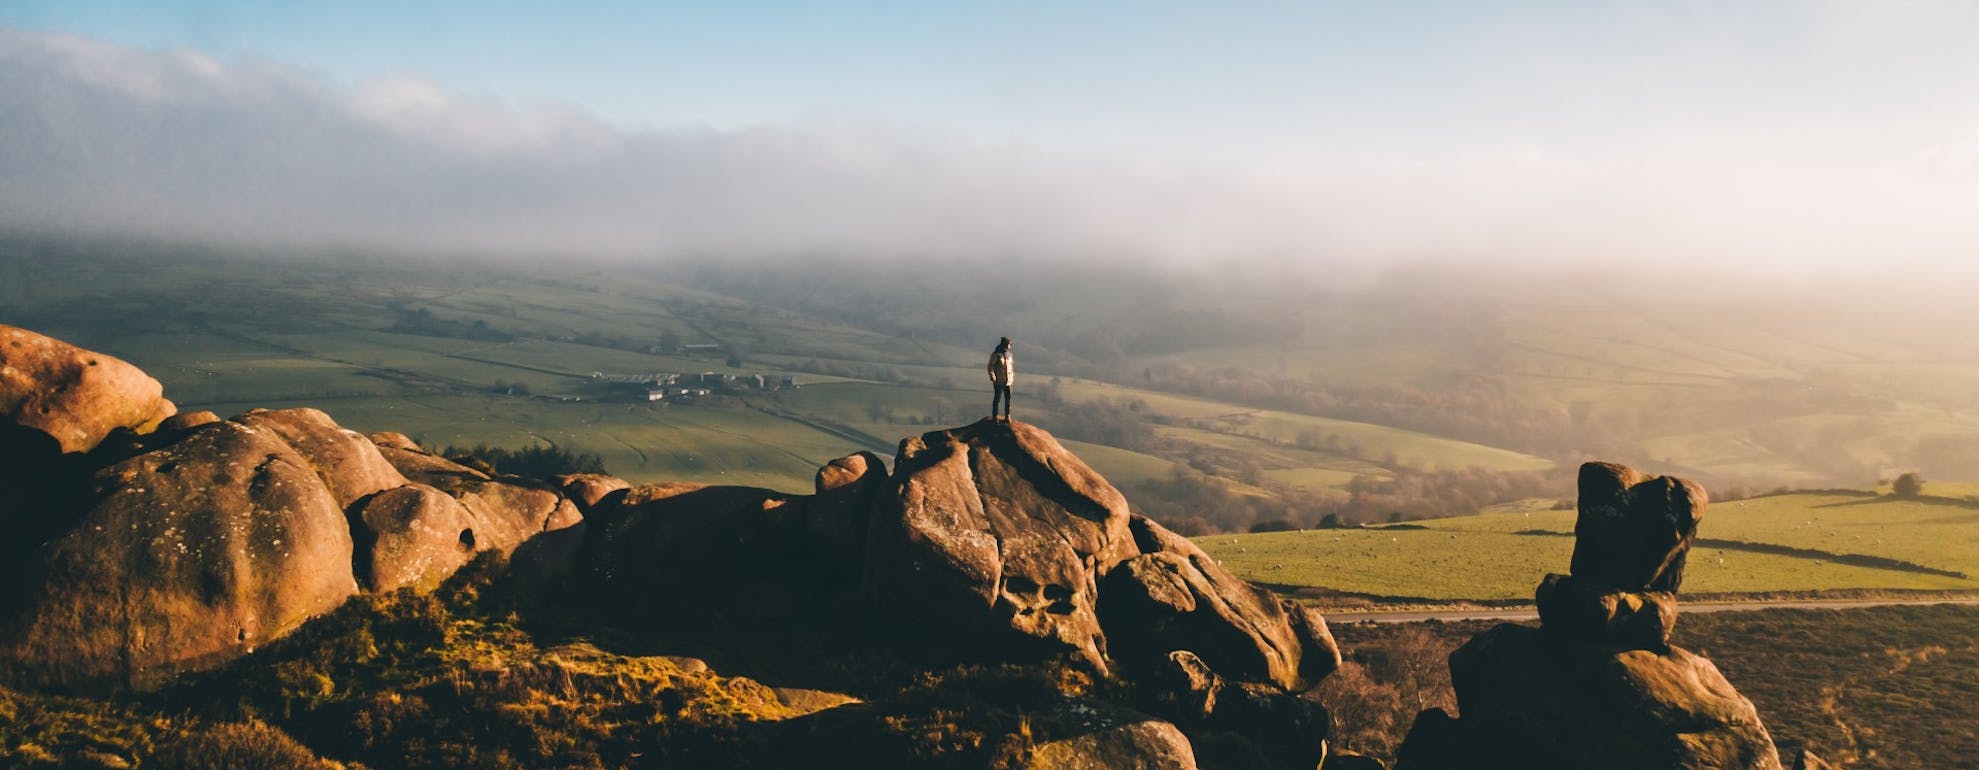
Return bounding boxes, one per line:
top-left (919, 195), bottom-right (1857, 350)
top-left (351, 483), bottom-right (482, 593)
top-left (1101, 515), bottom-right (1340, 691)
top-left (1022, 700), bottom-right (1199, 770)
top-left (235, 408), bottom-right (408, 507)
top-left (1572, 461), bottom-right (1706, 592)
top-left (0, 419), bottom-right (359, 689)
top-left (371, 440), bottom-right (582, 554)
top-left (864, 419), bottom-right (1139, 672)
top-left (555, 473), bottom-right (632, 514)
top-left (807, 451), bottom-right (887, 580)
top-left (1393, 463), bottom-right (1778, 770)
top-left (0, 324), bottom-right (176, 455)
top-left (1534, 572), bottom-right (1677, 649)
top-left (159, 410), bottom-right (220, 432)
top-left (580, 482), bottom-right (815, 617)
top-left (1441, 623), bottom-right (1780, 770)
top-left (0, 404), bottom-right (586, 689)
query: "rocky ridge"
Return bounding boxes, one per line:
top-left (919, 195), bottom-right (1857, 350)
top-left (0, 324), bottom-right (1342, 768)
top-left (0, 324), bottom-right (1810, 769)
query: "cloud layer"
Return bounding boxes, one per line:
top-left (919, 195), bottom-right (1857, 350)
top-left (3, 26), bottom-right (1977, 275)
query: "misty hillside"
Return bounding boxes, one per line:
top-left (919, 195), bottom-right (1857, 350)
top-left (6, 236), bottom-right (1978, 534)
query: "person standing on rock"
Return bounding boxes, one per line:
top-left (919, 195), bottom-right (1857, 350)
top-left (988, 337), bottom-right (1014, 422)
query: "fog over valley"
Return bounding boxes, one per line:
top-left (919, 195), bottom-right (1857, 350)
top-left (8, 7), bottom-right (1979, 769)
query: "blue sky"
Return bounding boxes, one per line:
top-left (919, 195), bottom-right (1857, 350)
top-left (0, 1), bottom-right (1870, 155)
top-left (2, 2), bottom-right (1976, 270)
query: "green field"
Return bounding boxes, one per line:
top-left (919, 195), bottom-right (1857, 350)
top-left (1200, 491), bottom-right (1979, 600)
top-left (14, 241), bottom-right (1979, 566)
top-left (4, 251), bottom-right (1574, 501)
top-left (1049, 378), bottom-right (1554, 473)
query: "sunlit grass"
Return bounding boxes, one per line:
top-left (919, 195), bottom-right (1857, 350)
top-left (1200, 491), bottom-right (1979, 600)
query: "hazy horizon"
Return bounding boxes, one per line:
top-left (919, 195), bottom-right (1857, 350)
top-left (4, 4), bottom-right (1978, 279)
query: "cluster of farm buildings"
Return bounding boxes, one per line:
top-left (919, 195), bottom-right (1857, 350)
top-left (590, 371), bottom-right (798, 402)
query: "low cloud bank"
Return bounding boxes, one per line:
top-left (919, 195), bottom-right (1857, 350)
top-left (3, 27), bottom-right (1975, 277)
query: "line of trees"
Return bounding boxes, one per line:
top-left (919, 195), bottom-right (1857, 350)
top-left (1123, 464), bottom-right (1577, 535)
top-left (440, 442), bottom-right (607, 479)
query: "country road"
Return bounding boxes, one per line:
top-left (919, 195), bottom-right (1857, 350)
top-left (1326, 596), bottom-right (1979, 624)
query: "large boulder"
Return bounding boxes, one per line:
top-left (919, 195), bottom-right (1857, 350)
top-left (1423, 623), bottom-right (1781, 770)
top-left (1534, 572), bottom-right (1676, 650)
top-left (369, 440), bottom-right (583, 556)
top-left (1101, 515), bottom-right (1340, 691)
top-left (1148, 650), bottom-right (1331, 770)
top-left (580, 482), bottom-right (819, 619)
top-left (350, 483), bottom-right (483, 593)
top-left (858, 421), bottom-right (1338, 690)
top-left (864, 420), bottom-right (1140, 672)
top-left (555, 473), bottom-right (632, 515)
top-left (0, 403), bottom-right (590, 689)
top-left (806, 451), bottom-right (887, 582)
top-left (0, 419), bottom-right (359, 690)
top-left (1394, 463), bottom-right (1778, 770)
top-left (1572, 462), bottom-right (1706, 592)
top-left (1023, 700), bottom-right (1199, 770)
top-left (234, 408), bottom-right (407, 507)
top-left (0, 324), bottom-right (176, 456)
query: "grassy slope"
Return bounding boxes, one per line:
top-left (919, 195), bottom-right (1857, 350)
top-left (1202, 492), bottom-right (1979, 600)
top-left (15, 245), bottom-right (1979, 526)
top-left (4, 252), bottom-right (1555, 497)
top-left (1051, 378), bottom-right (1553, 473)
top-left (1120, 298), bottom-right (1979, 489)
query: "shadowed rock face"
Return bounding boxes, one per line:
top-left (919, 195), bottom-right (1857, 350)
top-left (580, 481), bottom-right (810, 617)
top-left (865, 419), bottom-right (1140, 672)
top-left (1021, 700), bottom-right (1200, 770)
top-left (1445, 624), bottom-right (1779, 770)
top-left (0, 324), bottom-right (176, 455)
top-left (1572, 462), bottom-right (1706, 592)
top-left (562, 420), bottom-right (1339, 725)
top-left (808, 451), bottom-right (887, 581)
top-left (1101, 516), bottom-right (1340, 692)
top-left (1534, 573), bottom-right (1677, 649)
top-left (555, 473), bottom-right (633, 514)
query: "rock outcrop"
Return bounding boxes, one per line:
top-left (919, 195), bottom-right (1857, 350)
top-left (0, 416), bottom-right (361, 689)
top-left (0, 325), bottom-right (1339, 770)
top-left (0, 340), bottom-right (585, 690)
top-left (1439, 624), bottom-right (1780, 770)
top-left (1393, 461), bottom-right (1780, 770)
top-left (1103, 515), bottom-right (1340, 692)
top-left (0, 324), bottom-right (176, 456)
top-left (581, 481), bottom-right (814, 619)
top-left (1571, 461), bottom-right (1705, 593)
top-left (864, 420), bottom-right (1142, 672)
top-left (564, 418), bottom-right (1340, 767)
top-left (1148, 650), bottom-right (1332, 769)
top-left (1022, 700), bottom-right (1200, 770)
top-left (852, 419), bottom-right (1339, 698)
top-left (373, 439), bottom-right (582, 559)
